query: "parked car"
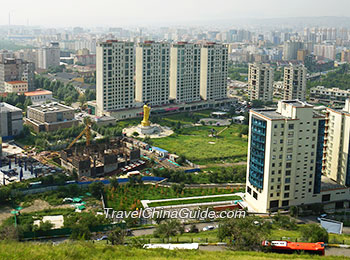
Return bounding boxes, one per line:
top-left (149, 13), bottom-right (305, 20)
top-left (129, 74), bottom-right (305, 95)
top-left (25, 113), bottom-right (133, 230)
top-left (202, 225), bottom-right (215, 231)
top-left (97, 235), bottom-right (108, 241)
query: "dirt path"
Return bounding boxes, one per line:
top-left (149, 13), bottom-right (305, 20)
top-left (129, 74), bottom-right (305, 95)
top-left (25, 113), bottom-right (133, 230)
top-left (0, 200), bottom-right (72, 225)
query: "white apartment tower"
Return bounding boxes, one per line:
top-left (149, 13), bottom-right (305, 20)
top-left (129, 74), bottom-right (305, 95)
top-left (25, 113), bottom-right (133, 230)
top-left (245, 100), bottom-right (326, 213)
top-left (323, 99), bottom-right (350, 187)
top-left (135, 41), bottom-right (170, 106)
top-left (200, 43), bottom-right (228, 101)
top-left (96, 40), bottom-right (134, 114)
top-left (283, 65), bottom-right (307, 101)
top-left (248, 63), bottom-right (274, 102)
top-left (169, 42), bottom-right (201, 103)
top-left (37, 42), bottom-right (60, 70)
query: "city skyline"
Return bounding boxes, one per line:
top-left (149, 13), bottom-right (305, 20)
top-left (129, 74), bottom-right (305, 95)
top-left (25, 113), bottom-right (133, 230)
top-left (1, 0), bottom-right (350, 27)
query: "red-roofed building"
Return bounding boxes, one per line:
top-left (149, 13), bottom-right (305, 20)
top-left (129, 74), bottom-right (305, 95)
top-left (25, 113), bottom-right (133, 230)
top-left (24, 89), bottom-right (53, 104)
top-left (4, 81), bottom-right (28, 94)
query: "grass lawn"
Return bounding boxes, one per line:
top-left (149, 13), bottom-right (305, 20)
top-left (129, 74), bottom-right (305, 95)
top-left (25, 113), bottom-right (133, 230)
top-left (105, 185), bottom-right (240, 211)
top-left (151, 125), bottom-right (248, 164)
top-left (148, 195), bottom-right (241, 207)
top-left (1, 241), bottom-right (345, 260)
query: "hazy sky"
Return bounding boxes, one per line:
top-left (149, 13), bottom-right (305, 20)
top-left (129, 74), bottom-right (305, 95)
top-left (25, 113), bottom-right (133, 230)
top-left (1, 0), bottom-right (350, 27)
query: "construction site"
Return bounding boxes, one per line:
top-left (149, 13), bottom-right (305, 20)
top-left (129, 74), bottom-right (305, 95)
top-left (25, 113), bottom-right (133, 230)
top-left (59, 119), bottom-right (141, 178)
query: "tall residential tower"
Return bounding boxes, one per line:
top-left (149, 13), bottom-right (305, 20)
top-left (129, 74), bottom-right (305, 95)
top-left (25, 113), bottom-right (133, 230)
top-left (283, 65), bottom-right (307, 101)
top-left (96, 40), bottom-right (134, 115)
top-left (248, 63), bottom-right (274, 102)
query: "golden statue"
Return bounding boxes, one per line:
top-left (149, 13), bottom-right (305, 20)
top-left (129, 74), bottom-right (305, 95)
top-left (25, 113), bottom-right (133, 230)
top-left (141, 104), bottom-right (151, 127)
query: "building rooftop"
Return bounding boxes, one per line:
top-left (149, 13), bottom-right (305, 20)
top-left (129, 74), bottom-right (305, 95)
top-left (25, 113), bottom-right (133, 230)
top-left (252, 109), bottom-right (286, 120)
top-left (281, 100), bottom-right (312, 107)
top-left (29, 102), bottom-right (74, 113)
top-left (24, 89), bottom-right (53, 97)
top-left (5, 81), bottom-right (27, 85)
top-left (0, 102), bottom-right (22, 112)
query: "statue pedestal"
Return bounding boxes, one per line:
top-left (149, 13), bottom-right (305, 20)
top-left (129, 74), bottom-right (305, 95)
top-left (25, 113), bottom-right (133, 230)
top-left (138, 125), bottom-right (158, 135)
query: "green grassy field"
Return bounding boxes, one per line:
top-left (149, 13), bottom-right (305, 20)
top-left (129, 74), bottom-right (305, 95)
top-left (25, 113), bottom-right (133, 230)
top-left (148, 195), bottom-right (241, 207)
top-left (0, 241), bottom-right (347, 260)
top-left (106, 185), bottom-right (240, 211)
top-left (151, 125), bottom-right (248, 164)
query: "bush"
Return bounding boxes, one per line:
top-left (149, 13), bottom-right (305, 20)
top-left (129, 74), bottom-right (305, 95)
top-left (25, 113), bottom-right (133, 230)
top-left (218, 217), bottom-right (271, 251)
top-left (301, 224), bottom-right (328, 243)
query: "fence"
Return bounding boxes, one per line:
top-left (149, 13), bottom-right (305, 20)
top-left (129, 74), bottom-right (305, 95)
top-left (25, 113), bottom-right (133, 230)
top-left (22, 223), bottom-right (126, 240)
top-left (14, 176), bottom-right (166, 195)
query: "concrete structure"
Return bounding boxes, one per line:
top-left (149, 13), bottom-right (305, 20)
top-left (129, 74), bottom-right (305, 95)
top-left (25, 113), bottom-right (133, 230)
top-left (0, 102), bottom-right (23, 138)
top-left (246, 100), bottom-right (325, 212)
top-left (96, 40), bottom-right (134, 114)
top-left (26, 102), bottom-right (77, 132)
top-left (60, 138), bottom-right (140, 178)
top-left (74, 49), bottom-right (96, 65)
top-left (4, 81), bottom-right (28, 94)
top-left (323, 100), bottom-right (350, 186)
top-left (37, 42), bottom-right (60, 70)
top-left (24, 89), bottom-right (53, 104)
top-left (169, 42), bottom-right (201, 103)
top-left (283, 41), bottom-right (304, 61)
top-left (341, 50), bottom-right (350, 63)
top-left (200, 42), bottom-right (228, 101)
top-left (309, 86), bottom-right (350, 104)
top-left (248, 63), bottom-right (274, 102)
top-left (136, 41), bottom-right (170, 106)
top-left (283, 65), bottom-right (307, 101)
top-left (0, 58), bottom-right (35, 92)
top-left (314, 44), bottom-right (336, 60)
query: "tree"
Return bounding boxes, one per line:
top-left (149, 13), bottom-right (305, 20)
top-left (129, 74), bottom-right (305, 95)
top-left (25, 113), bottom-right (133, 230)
top-left (89, 182), bottom-right (104, 198)
top-left (272, 213), bottom-right (297, 230)
top-left (35, 221), bottom-right (54, 232)
top-left (110, 178), bottom-right (119, 189)
top-left (153, 220), bottom-right (184, 241)
top-left (0, 226), bottom-right (19, 241)
top-left (218, 217), bottom-right (271, 251)
top-left (70, 224), bottom-right (91, 240)
top-left (108, 227), bottom-right (126, 245)
top-left (301, 224), bottom-right (329, 243)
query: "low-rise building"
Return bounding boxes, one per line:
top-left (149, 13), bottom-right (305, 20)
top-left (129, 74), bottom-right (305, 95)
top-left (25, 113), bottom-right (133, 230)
top-left (25, 102), bottom-right (78, 132)
top-left (310, 86), bottom-right (350, 104)
top-left (24, 89), bottom-right (53, 104)
top-left (0, 102), bottom-right (23, 139)
top-left (4, 81), bottom-right (28, 93)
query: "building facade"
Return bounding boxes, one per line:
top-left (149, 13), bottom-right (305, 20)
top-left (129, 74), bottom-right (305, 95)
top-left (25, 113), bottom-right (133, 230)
top-left (169, 42), bottom-right (201, 103)
top-left (37, 42), bottom-right (60, 70)
top-left (248, 63), bottom-right (274, 102)
top-left (283, 41), bottom-right (304, 61)
top-left (245, 100), bottom-right (326, 213)
top-left (96, 40), bottom-right (135, 115)
top-left (24, 89), bottom-right (53, 104)
top-left (0, 102), bottom-right (23, 138)
top-left (323, 100), bottom-right (350, 186)
top-left (26, 102), bottom-right (77, 132)
top-left (200, 42), bottom-right (228, 101)
top-left (4, 81), bottom-right (28, 94)
top-left (283, 65), bottom-right (307, 100)
top-left (0, 59), bottom-right (35, 92)
top-left (136, 41), bottom-right (170, 106)
top-left (309, 86), bottom-right (350, 104)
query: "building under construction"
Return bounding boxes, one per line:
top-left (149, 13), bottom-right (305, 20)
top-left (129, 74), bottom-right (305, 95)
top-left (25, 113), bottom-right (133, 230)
top-left (60, 138), bottom-right (141, 178)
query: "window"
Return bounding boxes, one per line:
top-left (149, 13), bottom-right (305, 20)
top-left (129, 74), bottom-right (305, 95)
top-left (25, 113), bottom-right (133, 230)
top-left (286, 163), bottom-right (292, 168)
top-left (247, 186), bottom-right (252, 194)
top-left (282, 200), bottom-right (289, 207)
top-left (285, 185), bottom-right (290, 191)
top-left (284, 193), bottom-right (289, 198)
top-left (286, 170), bottom-right (291, 176)
top-left (289, 124), bottom-right (294, 130)
top-left (285, 178), bottom-right (291, 183)
top-left (253, 191), bottom-right (258, 200)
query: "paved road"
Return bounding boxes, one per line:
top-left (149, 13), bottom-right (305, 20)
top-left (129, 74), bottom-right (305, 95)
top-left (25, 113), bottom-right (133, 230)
top-left (132, 222), bottom-right (219, 237)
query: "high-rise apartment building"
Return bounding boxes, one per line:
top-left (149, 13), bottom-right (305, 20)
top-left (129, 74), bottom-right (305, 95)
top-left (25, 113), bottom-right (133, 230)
top-left (200, 42), bottom-right (228, 101)
top-left (245, 100), bottom-right (326, 213)
top-left (283, 65), bottom-right (307, 101)
top-left (283, 41), bottom-right (304, 61)
top-left (135, 41), bottom-right (170, 106)
top-left (96, 40), bottom-right (135, 114)
top-left (169, 42), bottom-right (201, 103)
top-left (248, 63), bottom-right (274, 102)
top-left (37, 42), bottom-right (60, 70)
top-left (0, 58), bottom-right (35, 92)
top-left (323, 100), bottom-right (350, 186)
top-left (313, 44), bottom-right (336, 60)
